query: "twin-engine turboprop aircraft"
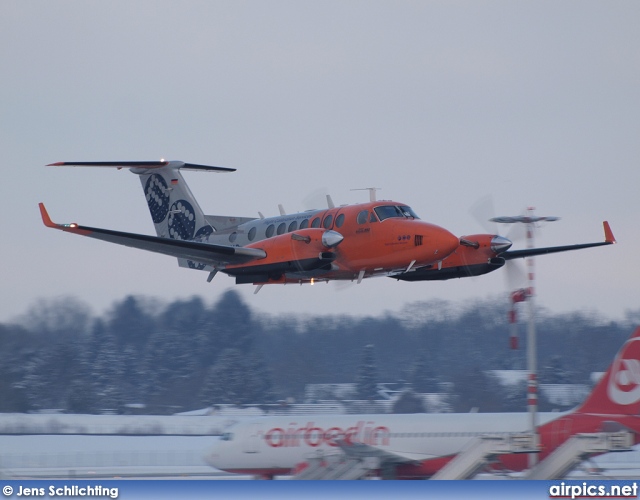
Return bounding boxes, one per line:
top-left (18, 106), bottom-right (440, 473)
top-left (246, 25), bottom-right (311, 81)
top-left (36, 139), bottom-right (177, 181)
top-left (39, 161), bottom-right (615, 288)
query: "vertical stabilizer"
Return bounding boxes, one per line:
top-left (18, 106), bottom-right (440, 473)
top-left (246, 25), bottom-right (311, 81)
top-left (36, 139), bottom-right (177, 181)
top-left (576, 327), bottom-right (640, 415)
top-left (133, 166), bottom-right (212, 242)
top-left (132, 164), bottom-right (222, 271)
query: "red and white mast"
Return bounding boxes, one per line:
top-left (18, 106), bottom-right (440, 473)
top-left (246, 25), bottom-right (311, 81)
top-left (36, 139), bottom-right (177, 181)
top-left (491, 207), bottom-right (559, 467)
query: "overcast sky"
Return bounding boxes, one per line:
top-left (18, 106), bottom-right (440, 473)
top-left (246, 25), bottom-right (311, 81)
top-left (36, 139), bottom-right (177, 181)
top-left (2, 1), bottom-right (638, 324)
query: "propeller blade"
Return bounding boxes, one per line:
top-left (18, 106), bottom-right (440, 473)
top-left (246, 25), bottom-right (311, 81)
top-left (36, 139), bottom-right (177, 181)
top-left (505, 221), bottom-right (528, 244)
top-left (301, 187), bottom-right (330, 211)
top-left (469, 195), bottom-right (498, 234)
top-left (505, 259), bottom-right (528, 292)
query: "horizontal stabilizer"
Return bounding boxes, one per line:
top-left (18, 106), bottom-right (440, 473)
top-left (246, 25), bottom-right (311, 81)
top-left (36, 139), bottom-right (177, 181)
top-left (47, 161), bottom-right (235, 173)
top-left (38, 203), bottom-right (265, 266)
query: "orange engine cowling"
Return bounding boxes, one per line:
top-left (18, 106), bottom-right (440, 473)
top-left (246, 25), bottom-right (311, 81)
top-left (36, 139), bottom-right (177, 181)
top-left (394, 233), bottom-right (508, 282)
top-left (224, 228), bottom-right (338, 284)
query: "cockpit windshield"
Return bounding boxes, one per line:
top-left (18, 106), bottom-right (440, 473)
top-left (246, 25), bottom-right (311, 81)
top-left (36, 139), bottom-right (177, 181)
top-left (374, 205), bottom-right (420, 221)
top-left (398, 206), bottom-right (419, 219)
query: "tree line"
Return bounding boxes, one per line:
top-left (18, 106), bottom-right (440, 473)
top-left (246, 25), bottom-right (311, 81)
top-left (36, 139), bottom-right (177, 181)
top-left (0, 290), bottom-right (636, 414)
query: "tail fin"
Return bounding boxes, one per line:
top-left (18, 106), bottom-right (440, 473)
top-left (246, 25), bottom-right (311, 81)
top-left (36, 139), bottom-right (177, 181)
top-left (48, 161), bottom-right (233, 241)
top-left (136, 165), bottom-right (211, 241)
top-left (576, 327), bottom-right (640, 415)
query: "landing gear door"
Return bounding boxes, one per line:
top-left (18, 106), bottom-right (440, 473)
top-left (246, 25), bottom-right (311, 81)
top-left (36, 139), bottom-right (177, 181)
top-left (243, 423), bottom-right (261, 454)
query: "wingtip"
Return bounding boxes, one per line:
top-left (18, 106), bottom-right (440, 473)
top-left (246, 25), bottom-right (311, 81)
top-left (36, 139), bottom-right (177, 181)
top-left (603, 221), bottom-right (616, 244)
top-left (46, 162), bottom-right (65, 166)
top-left (39, 203), bottom-right (56, 228)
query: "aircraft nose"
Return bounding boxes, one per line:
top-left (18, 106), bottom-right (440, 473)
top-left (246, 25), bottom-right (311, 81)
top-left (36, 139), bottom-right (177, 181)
top-left (440, 228), bottom-right (461, 257)
top-left (426, 225), bottom-right (460, 259)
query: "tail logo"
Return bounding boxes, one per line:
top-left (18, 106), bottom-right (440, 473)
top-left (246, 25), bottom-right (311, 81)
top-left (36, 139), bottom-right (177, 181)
top-left (607, 338), bottom-right (640, 405)
top-left (168, 200), bottom-right (196, 240)
top-left (144, 174), bottom-right (171, 223)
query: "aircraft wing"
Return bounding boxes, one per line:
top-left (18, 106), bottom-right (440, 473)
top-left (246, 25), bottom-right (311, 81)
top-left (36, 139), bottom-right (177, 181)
top-left (501, 221), bottom-right (616, 260)
top-left (336, 440), bottom-right (432, 464)
top-left (39, 203), bottom-right (266, 266)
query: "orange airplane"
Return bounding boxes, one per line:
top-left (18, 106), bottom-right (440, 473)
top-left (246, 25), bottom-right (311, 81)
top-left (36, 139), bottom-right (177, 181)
top-left (39, 161), bottom-right (615, 289)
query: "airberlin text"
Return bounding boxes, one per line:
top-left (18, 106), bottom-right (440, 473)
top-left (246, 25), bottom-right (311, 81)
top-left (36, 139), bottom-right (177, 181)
top-left (264, 421), bottom-right (390, 448)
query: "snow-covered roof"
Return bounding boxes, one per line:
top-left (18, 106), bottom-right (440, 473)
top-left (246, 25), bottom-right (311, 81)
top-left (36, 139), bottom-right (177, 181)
top-left (539, 384), bottom-right (590, 407)
top-left (488, 370), bottom-right (528, 386)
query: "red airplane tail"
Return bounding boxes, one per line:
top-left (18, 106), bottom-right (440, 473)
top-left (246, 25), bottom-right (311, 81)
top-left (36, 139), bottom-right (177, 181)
top-left (576, 327), bottom-right (640, 416)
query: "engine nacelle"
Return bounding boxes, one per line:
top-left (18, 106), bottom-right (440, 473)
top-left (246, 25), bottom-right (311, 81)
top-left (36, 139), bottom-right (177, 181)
top-left (225, 228), bottom-right (337, 283)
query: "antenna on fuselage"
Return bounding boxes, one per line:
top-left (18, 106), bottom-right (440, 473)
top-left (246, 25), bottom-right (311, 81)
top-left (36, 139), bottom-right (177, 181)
top-left (351, 187), bottom-right (381, 202)
top-left (326, 195), bottom-right (335, 209)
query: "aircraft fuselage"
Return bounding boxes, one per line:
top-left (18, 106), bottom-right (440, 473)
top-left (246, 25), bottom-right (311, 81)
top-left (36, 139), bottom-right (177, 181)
top-left (204, 201), bottom-right (460, 285)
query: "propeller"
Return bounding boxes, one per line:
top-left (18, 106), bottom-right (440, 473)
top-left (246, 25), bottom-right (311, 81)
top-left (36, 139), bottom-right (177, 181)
top-left (321, 230), bottom-right (344, 248)
top-left (469, 196), bottom-right (528, 244)
top-left (287, 224), bottom-right (346, 286)
top-left (301, 187), bottom-right (331, 212)
top-left (469, 195), bottom-right (498, 235)
top-left (459, 196), bottom-right (513, 280)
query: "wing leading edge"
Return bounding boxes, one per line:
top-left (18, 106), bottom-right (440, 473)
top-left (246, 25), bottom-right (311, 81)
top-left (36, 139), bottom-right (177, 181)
top-left (501, 221), bottom-right (616, 260)
top-left (38, 203), bottom-right (265, 266)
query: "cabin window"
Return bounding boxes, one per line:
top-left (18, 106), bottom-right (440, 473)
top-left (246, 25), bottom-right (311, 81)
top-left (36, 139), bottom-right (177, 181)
top-left (266, 224), bottom-right (275, 238)
top-left (288, 221), bottom-right (298, 232)
top-left (357, 210), bottom-right (368, 224)
top-left (220, 432), bottom-right (234, 441)
top-left (369, 211), bottom-right (378, 223)
top-left (277, 223), bottom-right (286, 235)
top-left (323, 214), bottom-right (333, 229)
top-left (335, 213), bottom-right (345, 228)
top-left (229, 232), bottom-right (237, 243)
top-left (300, 219), bottom-right (309, 229)
top-left (311, 217), bottom-right (321, 228)
top-left (248, 226), bottom-right (257, 241)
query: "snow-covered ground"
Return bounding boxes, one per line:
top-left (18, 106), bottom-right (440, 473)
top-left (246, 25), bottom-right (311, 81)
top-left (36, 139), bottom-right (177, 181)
top-left (1, 414), bottom-right (638, 480)
top-left (0, 413), bottom-right (243, 479)
top-left (0, 412), bottom-right (244, 436)
top-left (0, 434), bottom-right (237, 479)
